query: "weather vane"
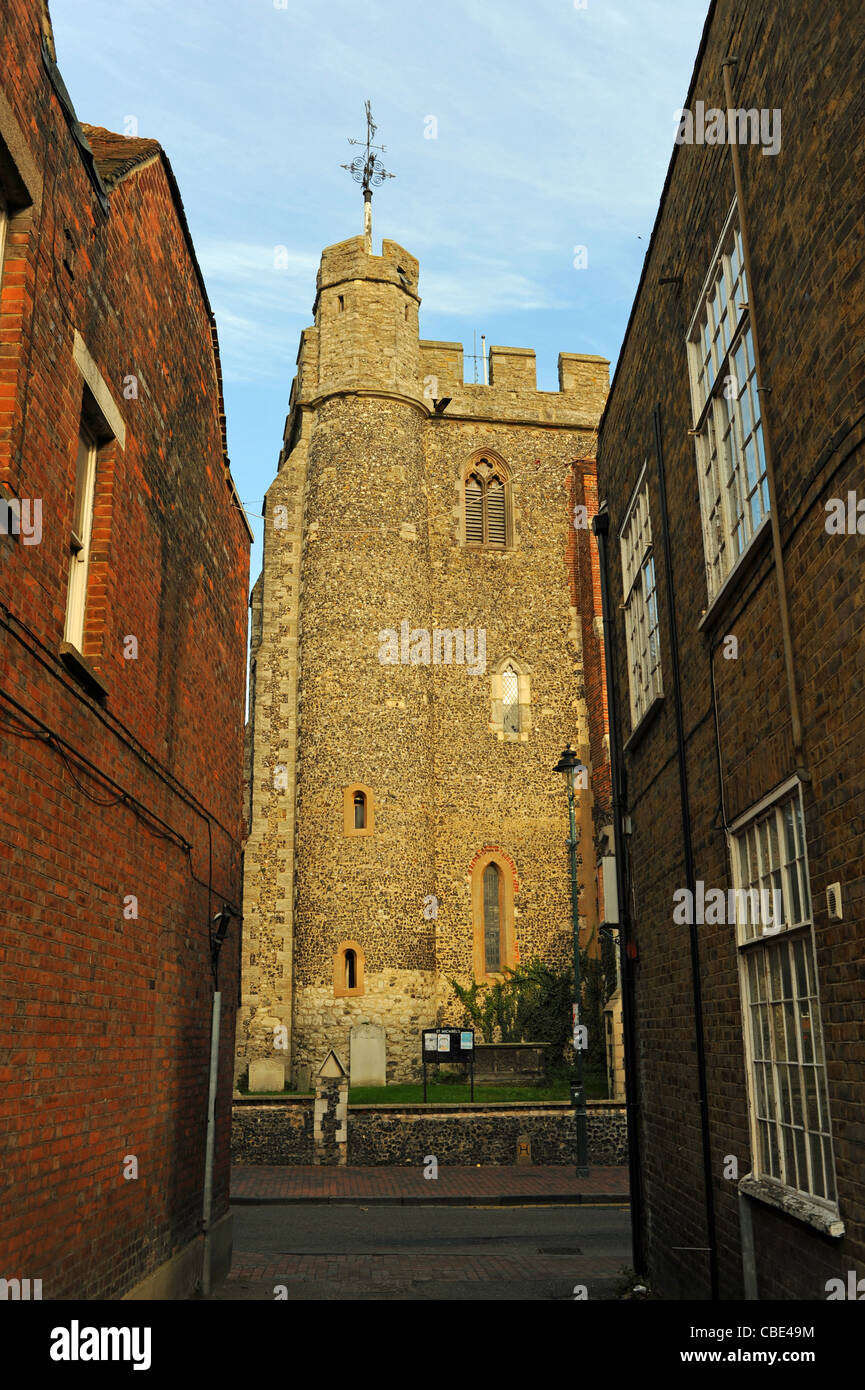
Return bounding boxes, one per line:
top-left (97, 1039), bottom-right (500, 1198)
top-left (341, 100), bottom-right (395, 244)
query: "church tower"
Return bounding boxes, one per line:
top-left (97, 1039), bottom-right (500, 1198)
top-left (238, 151), bottom-right (610, 1087)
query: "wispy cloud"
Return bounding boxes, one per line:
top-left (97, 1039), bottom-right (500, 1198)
top-left (50, 0), bottom-right (711, 512)
top-left (196, 241), bottom-right (318, 381)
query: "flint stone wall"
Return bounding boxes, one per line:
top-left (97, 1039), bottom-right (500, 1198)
top-left (231, 1100), bottom-right (627, 1167)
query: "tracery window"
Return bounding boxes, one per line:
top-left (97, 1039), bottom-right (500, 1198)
top-left (464, 456), bottom-right (509, 547)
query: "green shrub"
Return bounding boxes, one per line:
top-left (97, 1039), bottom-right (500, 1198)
top-left (451, 950), bottom-right (618, 1083)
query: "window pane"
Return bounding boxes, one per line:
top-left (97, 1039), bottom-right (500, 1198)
top-left (809, 1131), bottom-right (825, 1200)
top-left (486, 477), bottom-right (506, 545)
top-left (794, 1127), bottom-right (808, 1192)
top-left (759, 1120), bottom-right (773, 1175)
top-left (502, 667), bottom-right (520, 733)
top-left (793, 938), bottom-right (808, 1000)
top-left (823, 1138), bottom-right (836, 1202)
top-left (465, 474), bottom-right (484, 543)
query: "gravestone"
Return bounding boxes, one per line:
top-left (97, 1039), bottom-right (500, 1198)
top-left (350, 1022), bottom-right (386, 1087)
top-left (313, 1049), bottom-right (349, 1166)
top-left (248, 1059), bottom-right (285, 1093)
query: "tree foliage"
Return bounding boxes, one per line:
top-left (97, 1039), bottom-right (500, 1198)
top-left (450, 945), bottom-right (618, 1076)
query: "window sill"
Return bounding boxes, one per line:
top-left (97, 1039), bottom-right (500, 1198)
top-left (738, 1174), bottom-right (845, 1238)
top-left (623, 693), bottom-right (664, 754)
top-left (59, 642), bottom-right (109, 700)
top-left (697, 514), bottom-right (773, 634)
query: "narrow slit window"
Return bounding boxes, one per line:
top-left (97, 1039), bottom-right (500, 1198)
top-left (354, 791), bottom-right (366, 830)
top-left (345, 949), bottom-right (356, 991)
top-left (465, 473), bottom-right (484, 543)
top-left (502, 665), bottom-right (520, 733)
top-left (486, 477), bottom-right (506, 544)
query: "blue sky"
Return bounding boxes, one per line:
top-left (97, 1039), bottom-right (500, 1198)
top-left (50, 0), bottom-right (710, 574)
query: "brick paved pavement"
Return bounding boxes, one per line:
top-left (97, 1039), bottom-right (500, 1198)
top-left (230, 1163), bottom-right (629, 1204)
top-left (228, 1251), bottom-right (625, 1283)
top-left (194, 1172), bottom-right (632, 1299)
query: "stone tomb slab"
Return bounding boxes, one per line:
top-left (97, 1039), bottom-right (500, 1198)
top-left (248, 1059), bottom-right (286, 1093)
top-left (350, 1022), bottom-right (386, 1088)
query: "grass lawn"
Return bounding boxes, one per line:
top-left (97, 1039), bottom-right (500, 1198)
top-left (348, 1073), bottom-right (608, 1105)
top-left (235, 1072), bottom-right (609, 1104)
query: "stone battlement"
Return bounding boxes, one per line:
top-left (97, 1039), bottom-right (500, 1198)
top-left (284, 233), bottom-right (610, 428)
top-left (313, 235), bottom-right (420, 311)
top-left (419, 342), bottom-right (610, 419)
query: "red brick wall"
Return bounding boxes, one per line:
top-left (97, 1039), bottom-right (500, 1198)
top-left (596, 0), bottom-right (865, 1299)
top-left (0, 1), bottom-right (250, 1299)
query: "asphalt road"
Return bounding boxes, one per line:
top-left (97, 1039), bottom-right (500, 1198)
top-left (199, 1202), bottom-right (633, 1301)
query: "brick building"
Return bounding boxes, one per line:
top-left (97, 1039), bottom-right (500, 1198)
top-left (237, 225), bottom-right (613, 1087)
top-left (0, 2), bottom-right (251, 1298)
top-left (594, 0), bottom-right (864, 1298)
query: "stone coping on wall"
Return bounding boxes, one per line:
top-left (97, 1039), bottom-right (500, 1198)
top-left (234, 1094), bottom-right (312, 1104)
top-left (233, 1096), bottom-right (625, 1113)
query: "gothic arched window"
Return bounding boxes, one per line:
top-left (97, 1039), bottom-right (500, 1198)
top-left (471, 851), bottom-right (516, 980)
top-left (483, 863), bottom-right (503, 972)
top-left (464, 455), bottom-right (510, 547)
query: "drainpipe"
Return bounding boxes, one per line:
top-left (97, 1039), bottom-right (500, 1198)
top-left (721, 56), bottom-right (803, 754)
top-left (653, 404), bottom-right (719, 1300)
top-left (201, 990), bottom-right (222, 1296)
top-left (592, 507), bottom-right (645, 1278)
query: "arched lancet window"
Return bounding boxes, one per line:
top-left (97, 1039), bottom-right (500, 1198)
top-left (343, 784), bottom-right (374, 836)
top-left (334, 940), bottom-right (365, 997)
top-left (345, 948), bottom-right (357, 990)
top-left (471, 851), bottom-right (515, 980)
top-left (502, 665), bottom-right (520, 734)
top-left (483, 863), bottom-right (502, 973)
top-left (464, 455), bottom-right (509, 547)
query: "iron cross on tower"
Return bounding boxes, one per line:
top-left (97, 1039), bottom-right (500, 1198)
top-left (341, 100), bottom-right (395, 247)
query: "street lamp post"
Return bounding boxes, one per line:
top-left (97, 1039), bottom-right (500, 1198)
top-left (554, 744), bottom-right (590, 1177)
